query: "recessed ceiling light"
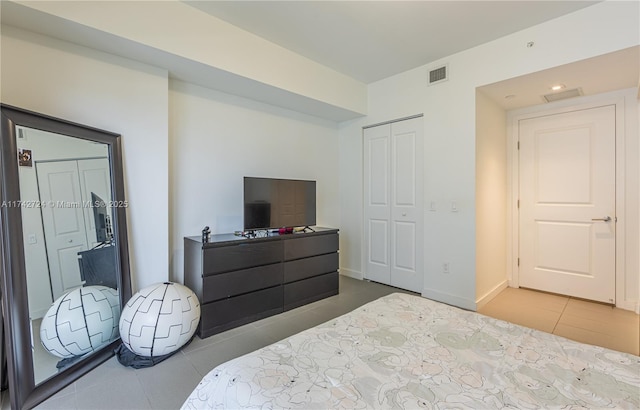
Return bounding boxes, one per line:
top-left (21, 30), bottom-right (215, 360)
top-left (550, 84), bottom-right (566, 91)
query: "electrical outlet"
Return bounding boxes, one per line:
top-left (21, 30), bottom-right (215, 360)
top-left (442, 262), bottom-right (450, 274)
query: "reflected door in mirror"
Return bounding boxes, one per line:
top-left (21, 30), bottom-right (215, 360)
top-left (36, 158), bottom-right (112, 299)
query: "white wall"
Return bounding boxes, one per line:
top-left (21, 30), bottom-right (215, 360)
top-left (2, 24), bottom-right (342, 294)
top-left (168, 80), bottom-right (340, 282)
top-left (3, 1), bottom-right (638, 311)
top-left (4, 1), bottom-right (367, 121)
top-left (1, 25), bottom-right (170, 291)
top-left (475, 91), bottom-right (508, 307)
top-left (338, 1), bottom-right (639, 310)
top-left (621, 91), bottom-right (640, 312)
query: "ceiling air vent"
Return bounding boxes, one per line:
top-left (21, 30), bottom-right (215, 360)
top-left (543, 87), bottom-right (583, 103)
top-left (428, 64), bottom-right (448, 85)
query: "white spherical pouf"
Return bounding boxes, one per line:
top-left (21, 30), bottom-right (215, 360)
top-left (119, 282), bottom-right (200, 357)
top-left (40, 286), bottom-right (120, 358)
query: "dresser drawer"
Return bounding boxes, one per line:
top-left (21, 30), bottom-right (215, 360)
top-left (203, 263), bottom-right (282, 303)
top-left (284, 271), bottom-right (338, 311)
top-left (284, 233), bottom-right (338, 261)
top-left (200, 286), bottom-right (283, 338)
top-left (203, 240), bottom-right (282, 274)
top-left (283, 252), bottom-right (338, 283)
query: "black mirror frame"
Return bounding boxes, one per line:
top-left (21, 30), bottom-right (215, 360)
top-left (0, 104), bottom-right (132, 409)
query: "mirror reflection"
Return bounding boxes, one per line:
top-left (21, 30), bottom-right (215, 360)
top-left (16, 126), bottom-right (120, 385)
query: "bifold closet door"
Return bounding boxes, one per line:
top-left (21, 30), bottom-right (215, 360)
top-left (37, 158), bottom-right (111, 300)
top-left (364, 117), bottom-right (423, 293)
top-left (364, 124), bottom-right (391, 285)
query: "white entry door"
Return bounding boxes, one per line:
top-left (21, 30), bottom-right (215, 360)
top-left (364, 117), bottom-right (423, 293)
top-left (519, 105), bottom-right (616, 303)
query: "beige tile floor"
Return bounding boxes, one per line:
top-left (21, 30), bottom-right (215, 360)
top-left (479, 287), bottom-right (640, 356)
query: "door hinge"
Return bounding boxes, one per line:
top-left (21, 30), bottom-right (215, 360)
top-left (517, 141), bottom-right (520, 150)
top-left (517, 199), bottom-right (520, 208)
top-left (517, 258), bottom-right (520, 267)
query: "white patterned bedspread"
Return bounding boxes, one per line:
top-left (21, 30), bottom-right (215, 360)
top-left (182, 293), bottom-right (640, 409)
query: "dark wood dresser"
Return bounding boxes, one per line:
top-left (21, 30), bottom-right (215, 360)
top-left (184, 227), bottom-right (338, 338)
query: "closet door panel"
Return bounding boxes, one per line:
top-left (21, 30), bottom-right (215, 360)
top-left (364, 124), bottom-right (391, 285)
top-left (390, 117), bottom-right (423, 293)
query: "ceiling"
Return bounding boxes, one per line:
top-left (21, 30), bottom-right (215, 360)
top-left (185, 1), bottom-right (600, 84)
top-left (479, 45), bottom-right (639, 110)
top-left (2, 1), bottom-right (636, 118)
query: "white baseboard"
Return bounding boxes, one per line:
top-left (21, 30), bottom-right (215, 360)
top-left (422, 287), bottom-right (476, 311)
top-left (616, 299), bottom-right (640, 314)
top-left (31, 308), bottom-right (47, 321)
top-left (339, 268), bottom-right (363, 280)
top-left (475, 280), bottom-right (509, 310)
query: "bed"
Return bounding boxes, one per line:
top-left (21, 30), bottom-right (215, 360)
top-left (182, 293), bottom-right (640, 409)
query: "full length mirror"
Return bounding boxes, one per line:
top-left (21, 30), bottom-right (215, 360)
top-left (0, 105), bottom-right (131, 409)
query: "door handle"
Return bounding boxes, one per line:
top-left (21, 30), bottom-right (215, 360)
top-left (591, 216), bottom-right (611, 222)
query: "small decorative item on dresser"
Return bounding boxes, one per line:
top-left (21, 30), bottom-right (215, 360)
top-left (202, 226), bottom-right (211, 243)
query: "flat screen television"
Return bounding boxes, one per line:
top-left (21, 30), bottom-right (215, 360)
top-left (244, 177), bottom-right (316, 230)
top-left (91, 192), bottom-right (110, 243)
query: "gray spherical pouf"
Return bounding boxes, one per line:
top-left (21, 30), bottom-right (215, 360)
top-left (40, 285), bottom-right (120, 358)
top-left (119, 282), bottom-right (200, 357)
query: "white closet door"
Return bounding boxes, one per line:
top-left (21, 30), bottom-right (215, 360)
top-left (364, 117), bottom-right (423, 293)
top-left (364, 124), bottom-right (392, 285)
top-left (77, 158), bottom-right (112, 248)
top-left (37, 158), bottom-right (110, 300)
top-left (37, 161), bottom-right (89, 299)
top-left (390, 118), bottom-right (423, 292)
